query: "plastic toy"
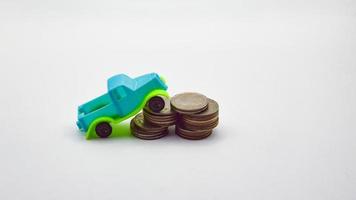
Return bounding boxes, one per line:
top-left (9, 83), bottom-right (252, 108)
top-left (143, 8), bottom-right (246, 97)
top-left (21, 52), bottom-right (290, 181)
top-left (76, 73), bottom-right (169, 139)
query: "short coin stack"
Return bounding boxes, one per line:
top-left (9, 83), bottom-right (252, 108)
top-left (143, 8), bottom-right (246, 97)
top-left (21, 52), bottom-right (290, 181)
top-left (130, 113), bottom-right (169, 140)
top-left (171, 92), bottom-right (219, 140)
top-left (143, 97), bottom-right (177, 127)
top-left (131, 96), bottom-right (177, 140)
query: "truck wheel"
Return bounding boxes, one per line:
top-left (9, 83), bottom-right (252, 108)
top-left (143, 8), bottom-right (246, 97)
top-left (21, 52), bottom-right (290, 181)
top-left (95, 122), bottom-right (112, 138)
top-left (148, 96), bottom-right (165, 113)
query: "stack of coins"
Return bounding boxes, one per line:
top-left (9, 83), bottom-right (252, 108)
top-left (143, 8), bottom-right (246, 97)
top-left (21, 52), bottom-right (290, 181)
top-left (131, 96), bottom-right (177, 140)
top-left (130, 113), bottom-right (169, 140)
top-left (171, 92), bottom-right (219, 140)
top-left (143, 97), bottom-right (177, 127)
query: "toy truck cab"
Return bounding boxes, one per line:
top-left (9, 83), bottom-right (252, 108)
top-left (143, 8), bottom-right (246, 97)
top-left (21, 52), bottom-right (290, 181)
top-left (77, 73), bottom-right (169, 139)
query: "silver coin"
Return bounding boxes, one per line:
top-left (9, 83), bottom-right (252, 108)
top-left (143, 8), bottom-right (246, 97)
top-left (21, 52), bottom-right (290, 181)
top-left (181, 98), bottom-right (219, 120)
top-left (171, 92), bottom-right (208, 114)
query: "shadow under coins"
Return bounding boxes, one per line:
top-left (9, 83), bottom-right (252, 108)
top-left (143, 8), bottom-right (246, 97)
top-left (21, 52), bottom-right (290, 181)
top-left (70, 121), bottom-right (224, 145)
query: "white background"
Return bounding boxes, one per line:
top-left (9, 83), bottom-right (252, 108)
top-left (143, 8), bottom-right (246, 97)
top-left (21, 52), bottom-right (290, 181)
top-left (0, 0), bottom-right (355, 199)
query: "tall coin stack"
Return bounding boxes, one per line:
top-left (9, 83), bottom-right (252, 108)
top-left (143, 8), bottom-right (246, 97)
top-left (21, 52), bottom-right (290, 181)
top-left (171, 92), bottom-right (219, 140)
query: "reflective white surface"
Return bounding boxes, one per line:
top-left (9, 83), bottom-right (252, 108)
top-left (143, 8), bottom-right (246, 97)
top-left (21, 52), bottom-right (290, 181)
top-left (0, 0), bottom-right (355, 199)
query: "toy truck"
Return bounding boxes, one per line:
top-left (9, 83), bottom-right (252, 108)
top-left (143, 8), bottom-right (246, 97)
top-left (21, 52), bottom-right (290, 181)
top-left (76, 73), bottom-right (169, 139)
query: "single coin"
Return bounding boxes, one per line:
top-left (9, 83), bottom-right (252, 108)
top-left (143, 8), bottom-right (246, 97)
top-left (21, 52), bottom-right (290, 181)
top-left (171, 92), bottom-right (208, 114)
top-left (181, 98), bottom-right (219, 120)
top-left (172, 103), bottom-right (209, 115)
